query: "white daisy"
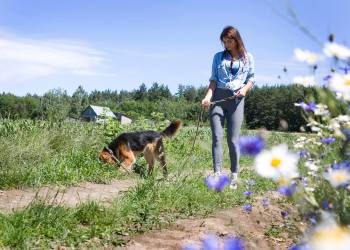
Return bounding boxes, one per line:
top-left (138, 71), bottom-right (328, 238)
top-left (254, 144), bottom-right (299, 182)
top-left (324, 168), bottom-right (350, 188)
top-left (293, 75), bottom-right (316, 87)
top-left (294, 48), bottom-right (321, 65)
top-left (324, 42), bottom-right (350, 60)
top-left (329, 73), bottom-right (350, 101)
top-left (309, 213), bottom-right (350, 250)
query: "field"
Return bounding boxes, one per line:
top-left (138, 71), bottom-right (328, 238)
top-left (0, 118), bottom-right (305, 249)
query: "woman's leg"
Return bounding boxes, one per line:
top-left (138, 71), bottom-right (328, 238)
top-left (226, 97), bottom-right (245, 173)
top-left (210, 105), bottom-right (225, 174)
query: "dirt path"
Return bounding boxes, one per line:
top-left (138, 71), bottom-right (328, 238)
top-left (122, 194), bottom-right (303, 250)
top-left (0, 179), bottom-right (136, 214)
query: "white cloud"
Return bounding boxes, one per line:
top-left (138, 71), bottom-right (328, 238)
top-left (0, 31), bottom-right (107, 82)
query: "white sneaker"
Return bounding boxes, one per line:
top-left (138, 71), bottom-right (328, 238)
top-left (229, 173), bottom-right (238, 190)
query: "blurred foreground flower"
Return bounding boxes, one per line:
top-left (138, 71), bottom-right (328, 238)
top-left (323, 42), bottom-right (350, 60)
top-left (254, 144), bottom-right (299, 183)
top-left (182, 234), bottom-right (244, 250)
top-left (293, 75), bottom-right (316, 87)
top-left (323, 168), bottom-right (350, 188)
top-left (205, 175), bottom-right (230, 192)
top-left (239, 136), bottom-right (265, 156)
top-left (294, 102), bottom-right (316, 112)
top-left (329, 73), bottom-right (350, 101)
top-left (294, 48), bottom-right (321, 65)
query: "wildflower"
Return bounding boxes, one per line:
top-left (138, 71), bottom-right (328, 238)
top-left (281, 210), bottom-right (289, 219)
top-left (262, 197), bottom-right (269, 208)
top-left (245, 179), bottom-right (256, 186)
top-left (243, 204), bottom-right (252, 212)
top-left (293, 75), bottom-right (316, 87)
top-left (324, 42), bottom-right (350, 60)
top-left (294, 102), bottom-right (316, 112)
top-left (313, 104), bottom-right (330, 116)
top-left (321, 200), bottom-right (334, 210)
top-left (243, 191), bottom-right (253, 197)
top-left (323, 75), bottom-right (332, 81)
top-left (320, 137), bottom-right (336, 144)
top-left (329, 73), bottom-right (350, 101)
top-left (308, 213), bottom-right (350, 250)
top-left (254, 144), bottom-right (299, 182)
top-left (339, 65), bottom-right (350, 74)
top-left (331, 161), bottom-right (350, 170)
top-left (202, 234), bottom-right (219, 250)
top-left (288, 243), bottom-right (310, 250)
top-left (278, 184), bottom-right (296, 197)
top-left (223, 236), bottom-right (245, 250)
top-left (324, 168), bottom-right (350, 188)
top-left (182, 243), bottom-right (200, 250)
top-left (298, 150), bottom-right (309, 158)
top-left (239, 136), bottom-right (265, 156)
top-left (294, 48), bottom-right (321, 65)
top-left (205, 175), bottom-right (230, 192)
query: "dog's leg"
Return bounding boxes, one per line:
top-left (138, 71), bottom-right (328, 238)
top-left (118, 144), bottom-right (135, 173)
top-left (144, 147), bottom-right (155, 176)
top-left (156, 139), bottom-right (168, 177)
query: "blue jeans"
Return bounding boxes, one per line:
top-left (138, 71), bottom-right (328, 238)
top-left (210, 88), bottom-right (244, 173)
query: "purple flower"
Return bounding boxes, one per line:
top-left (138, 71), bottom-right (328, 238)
top-left (298, 150), bottom-right (308, 158)
top-left (323, 75), bottom-right (332, 81)
top-left (239, 136), bottom-right (265, 156)
top-left (306, 213), bottom-right (318, 225)
top-left (297, 101), bottom-right (316, 112)
top-left (339, 66), bottom-right (350, 74)
top-left (223, 236), bottom-right (245, 250)
top-left (202, 234), bottom-right (219, 250)
top-left (331, 161), bottom-right (350, 170)
top-left (320, 137), bottom-right (336, 144)
top-left (278, 184), bottom-right (296, 197)
top-left (288, 244), bottom-right (310, 250)
top-left (243, 191), bottom-right (253, 197)
top-left (342, 129), bottom-right (350, 141)
top-left (205, 175), bottom-right (230, 192)
top-left (243, 204), bottom-right (252, 212)
top-left (182, 243), bottom-right (200, 250)
top-left (262, 197), bottom-right (269, 208)
top-left (281, 210), bottom-right (289, 219)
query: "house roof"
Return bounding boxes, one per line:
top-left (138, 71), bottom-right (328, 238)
top-left (89, 105), bottom-right (116, 118)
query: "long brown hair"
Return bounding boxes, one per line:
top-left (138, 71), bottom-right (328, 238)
top-left (220, 26), bottom-right (247, 61)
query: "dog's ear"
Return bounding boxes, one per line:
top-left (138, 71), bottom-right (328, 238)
top-left (99, 150), bottom-right (117, 164)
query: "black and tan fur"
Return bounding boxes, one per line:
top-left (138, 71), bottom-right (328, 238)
top-left (100, 120), bottom-right (182, 176)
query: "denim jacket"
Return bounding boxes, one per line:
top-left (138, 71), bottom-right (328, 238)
top-left (209, 51), bottom-right (255, 91)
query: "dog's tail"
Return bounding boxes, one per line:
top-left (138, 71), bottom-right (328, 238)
top-left (161, 119), bottom-right (182, 138)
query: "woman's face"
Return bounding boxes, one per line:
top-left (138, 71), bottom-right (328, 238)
top-left (222, 37), bottom-right (237, 52)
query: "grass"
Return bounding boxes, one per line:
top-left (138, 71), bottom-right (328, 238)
top-left (0, 118), bottom-right (307, 248)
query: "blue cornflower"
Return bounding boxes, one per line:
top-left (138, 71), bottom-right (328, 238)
top-left (182, 243), bottom-right (200, 250)
top-left (243, 191), bottom-right (253, 197)
top-left (202, 234), bottom-right (219, 250)
top-left (339, 65), bottom-right (350, 74)
top-left (297, 101), bottom-right (316, 112)
top-left (205, 175), bottom-right (230, 192)
top-left (288, 243), bottom-right (311, 250)
top-left (239, 136), bottom-right (265, 156)
top-left (281, 210), bottom-right (289, 219)
top-left (320, 137), bottom-right (336, 144)
top-left (323, 75), bottom-right (332, 81)
top-left (298, 150), bottom-right (308, 158)
top-left (331, 160), bottom-right (350, 170)
top-left (278, 184), bottom-right (296, 197)
top-left (306, 213), bottom-right (318, 225)
top-left (262, 197), bottom-right (269, 208)
top-left (223, 236), bottom-right (245, 250)
top-left (342, 129), bottom-right (350, 141)
top-left (243, 204), bottom-right (252, 212)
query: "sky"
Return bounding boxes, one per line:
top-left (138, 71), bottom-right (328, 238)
top-left (0, 0), bottom-right (349, 96)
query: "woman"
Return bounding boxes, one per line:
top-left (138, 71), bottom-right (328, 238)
top-left (201, 26), bottom-right (255, 189)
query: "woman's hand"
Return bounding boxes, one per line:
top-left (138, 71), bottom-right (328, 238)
top-left (201, 97), bottom-right (211, 108)
top-left (234, 88), bottom-right (247, 97)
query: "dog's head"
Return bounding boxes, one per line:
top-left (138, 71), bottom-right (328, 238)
top-left (99, 148), bottom-right (118, 164)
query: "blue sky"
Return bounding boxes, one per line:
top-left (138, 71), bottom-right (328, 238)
top-left (0, 0), bottom-right (349, 96)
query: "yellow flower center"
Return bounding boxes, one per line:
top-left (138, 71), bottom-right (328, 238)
top-left (345, 78), bottom-right (350, 86)
top-left (313, 226), bottom-right (349, 242)
top-left (334, 173), bottom-right (346, 183)
top-left (271, 158), bottom-right (282, 168)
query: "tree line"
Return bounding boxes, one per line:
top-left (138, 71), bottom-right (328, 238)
top-left (0, 82), bottom-right (345, 131)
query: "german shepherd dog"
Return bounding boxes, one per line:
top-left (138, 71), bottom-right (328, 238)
top-left (100, 120), bottom-right (182, 176)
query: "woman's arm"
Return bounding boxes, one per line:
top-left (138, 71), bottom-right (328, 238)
top-left (202, 80), bottom-right (216, 108)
